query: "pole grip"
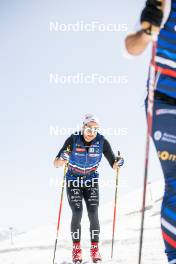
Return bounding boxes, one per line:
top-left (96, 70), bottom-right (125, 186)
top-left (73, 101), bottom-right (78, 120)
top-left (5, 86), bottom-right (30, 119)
top-left (141, 0), bottom-right (164, 36)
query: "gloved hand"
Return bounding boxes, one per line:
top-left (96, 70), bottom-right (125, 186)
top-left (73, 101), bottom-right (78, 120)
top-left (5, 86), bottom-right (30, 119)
top-left (113, 154), bottom-right (124, 170)
top-left (140, 0), bottom-right (163, 35)
top-left (116, 156), bottom-right (124, 167)
top-left (60, 150), bottom-right (70, 161)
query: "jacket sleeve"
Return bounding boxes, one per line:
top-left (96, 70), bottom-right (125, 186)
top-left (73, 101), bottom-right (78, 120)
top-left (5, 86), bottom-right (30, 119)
top-left (55, 135), bottom-right (73, 159)
top-left (103, 138), bottom-right (116, 168)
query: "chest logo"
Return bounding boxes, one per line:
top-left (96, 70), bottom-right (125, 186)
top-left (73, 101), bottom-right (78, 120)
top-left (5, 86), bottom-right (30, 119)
top-left (76, 148), bottom-right (86, 152)
top-left (89, 148), bottom-right (95, 153)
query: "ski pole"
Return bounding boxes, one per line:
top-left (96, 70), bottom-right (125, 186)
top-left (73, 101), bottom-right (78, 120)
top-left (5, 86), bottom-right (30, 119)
top-left (111, 152), bottom-right (120, 259)
top-left (53, 160), bottom-right (69, 264)
top-left (138, 42), bottom-right (161, 264)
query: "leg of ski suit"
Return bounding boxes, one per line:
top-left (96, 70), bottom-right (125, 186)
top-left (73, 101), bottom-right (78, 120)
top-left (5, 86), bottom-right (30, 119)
top-left (149, 98), bottom-right (176, 263)
top-left (66, 177), bottom-right (100, 243)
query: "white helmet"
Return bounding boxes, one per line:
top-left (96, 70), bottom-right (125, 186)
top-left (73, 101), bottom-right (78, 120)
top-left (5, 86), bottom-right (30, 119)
top-left (83, 113), bottom-right (100, 125)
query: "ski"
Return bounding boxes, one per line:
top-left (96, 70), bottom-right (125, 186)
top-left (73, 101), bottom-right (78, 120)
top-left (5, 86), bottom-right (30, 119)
top-left (59, 261), bottom-right (89, 264)
top-left (73, 261), bottom-right (88, 264)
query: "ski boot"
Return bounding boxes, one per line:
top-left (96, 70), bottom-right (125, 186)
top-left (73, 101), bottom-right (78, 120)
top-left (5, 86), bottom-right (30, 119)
top-left (90, 242), bottom-right (102, 263)
top-left (72, 242), bottom-right (82, 264)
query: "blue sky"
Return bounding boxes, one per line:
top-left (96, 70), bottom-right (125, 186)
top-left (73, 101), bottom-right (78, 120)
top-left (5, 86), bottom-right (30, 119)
top-left (0, 0), bottom-right (163, 230)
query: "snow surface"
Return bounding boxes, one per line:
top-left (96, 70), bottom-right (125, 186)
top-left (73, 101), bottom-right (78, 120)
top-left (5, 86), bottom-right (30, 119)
top-left (0, 180), bottom-right (167, 264)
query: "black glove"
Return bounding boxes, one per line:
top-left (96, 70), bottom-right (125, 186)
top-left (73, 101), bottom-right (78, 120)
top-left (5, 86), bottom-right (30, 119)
top-left (115, 156), bottom-right (124, 167)
top-left (140, 0), bottom-right (163, 35)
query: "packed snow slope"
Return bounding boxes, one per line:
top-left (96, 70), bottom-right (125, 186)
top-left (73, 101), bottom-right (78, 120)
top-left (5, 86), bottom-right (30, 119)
top-left (0, 180), bottom-right (167, 264)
